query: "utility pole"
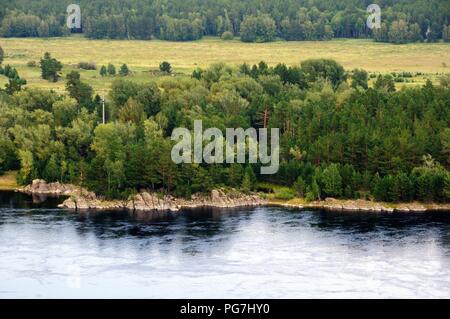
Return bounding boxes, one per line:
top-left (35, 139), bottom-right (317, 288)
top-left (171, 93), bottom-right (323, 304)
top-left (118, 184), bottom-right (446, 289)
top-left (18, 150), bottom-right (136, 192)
top-left (102, 95), bottom-right (105, 124)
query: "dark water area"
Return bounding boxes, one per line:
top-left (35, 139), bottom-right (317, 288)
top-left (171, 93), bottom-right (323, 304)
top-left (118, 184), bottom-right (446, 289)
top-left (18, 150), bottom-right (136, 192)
top-left (1, 191), bottom-right (450, 298)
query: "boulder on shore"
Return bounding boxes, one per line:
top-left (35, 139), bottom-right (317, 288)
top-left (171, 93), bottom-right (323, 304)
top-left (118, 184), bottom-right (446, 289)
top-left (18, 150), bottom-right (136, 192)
top-left (22, 179), bottom-right (80, 196)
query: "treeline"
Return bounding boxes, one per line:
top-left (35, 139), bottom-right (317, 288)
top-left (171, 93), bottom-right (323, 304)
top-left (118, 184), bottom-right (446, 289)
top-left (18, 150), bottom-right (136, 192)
top-left (0, 0), bottom-right (449, 43)
top-left (0, 51), bottom-right (449, 202)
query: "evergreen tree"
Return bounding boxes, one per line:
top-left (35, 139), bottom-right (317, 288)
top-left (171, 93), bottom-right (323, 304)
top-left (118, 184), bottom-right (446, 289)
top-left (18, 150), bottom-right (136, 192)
top-left (100, 65), bottom-right (107, 77)
top-left (321, 164), bottom-right (343, 198)
top-left (374, 74), bottom-right (396, 92)
top-left (119, 64), bottom-right (130, 76)
top-left (40, 52), bottom-right (62, 82)
top-left (66, 71), bottom-right (93, 107)
top-left (351, 69), bottom-right (368, 89)
top-left (293, 176), bottom-right (307, 197)
top-left (107, 63), bottom-right (116, 76)
top-left (159, 61), bottom-right (172, 73)
top-left (241, 171), bottom-right (252, 194)
top-left (5, 76), bottom-right (26, 95)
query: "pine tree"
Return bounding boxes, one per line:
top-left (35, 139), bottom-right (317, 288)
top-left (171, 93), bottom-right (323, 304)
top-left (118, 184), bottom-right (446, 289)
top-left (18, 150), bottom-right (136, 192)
top-left (100, 65), bottom-right (107, 77)
top-left (40, 52), bottom-right (62, 82)
top-left (159, 61), bottom-right (172, 74)
top-left (321, 164), bottom-right (342, 198)
top-left (293, 176), bottom-right (307, 197)
top-left (241, 172), bottom-right (252, 194)
top-left (119, 64), bottom-right (130, 76)
top-left (107, 63), bottom-right (116, 76)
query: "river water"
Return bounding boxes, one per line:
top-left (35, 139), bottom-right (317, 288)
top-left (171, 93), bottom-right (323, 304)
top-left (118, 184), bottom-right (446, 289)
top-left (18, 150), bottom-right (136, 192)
top-left (1, 191), bottom-right (450, 298)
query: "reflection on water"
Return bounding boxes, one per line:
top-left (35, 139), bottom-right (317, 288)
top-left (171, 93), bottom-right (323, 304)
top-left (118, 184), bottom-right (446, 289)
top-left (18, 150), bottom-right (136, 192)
top-left (1, 191), bottom-right (450, 298)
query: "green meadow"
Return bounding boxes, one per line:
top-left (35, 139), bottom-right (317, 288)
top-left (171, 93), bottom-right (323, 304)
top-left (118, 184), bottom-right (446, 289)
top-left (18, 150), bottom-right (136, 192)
top-left (1, 36), bottom-right (449, 94)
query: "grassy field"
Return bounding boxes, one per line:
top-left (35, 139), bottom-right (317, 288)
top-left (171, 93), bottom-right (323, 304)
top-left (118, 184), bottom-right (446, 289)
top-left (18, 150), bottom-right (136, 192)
top-left (1, 36), bottom-right (449, 94)
top-left (0, 171), bottom-right (18, 190)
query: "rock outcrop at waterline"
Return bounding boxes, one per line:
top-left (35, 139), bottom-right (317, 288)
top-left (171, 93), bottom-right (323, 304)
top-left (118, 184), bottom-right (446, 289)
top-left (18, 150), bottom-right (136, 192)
top-left (20, 180), bottom-right (265, 212)
top-left (21, 179), bottom-right (80, 196)
top-left (19, 180), bottom-right (450, 213)
top-left (273, 197), bottom-right (450, 213)
top-left (60, 188), bottom-right (265, 212)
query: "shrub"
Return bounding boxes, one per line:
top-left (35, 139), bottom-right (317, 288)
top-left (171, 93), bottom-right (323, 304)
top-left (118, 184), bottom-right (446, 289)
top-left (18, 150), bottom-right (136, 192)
top-left (77, 61), bottom-right (96, 70)
top-left (27, 60), bottom-right (37, 67)
top-left (159, 61), bottom-right (172, 73)
top-left (99, 65), bottom-right (107, 77)
top-left (221, 31), bottom-right (234, 40)
top-left (274, 187), bottom-right (296, 200)
top-left (119, 64), bottom-right (130, 76)
top-left (107, 63), bottom-right (116, 75)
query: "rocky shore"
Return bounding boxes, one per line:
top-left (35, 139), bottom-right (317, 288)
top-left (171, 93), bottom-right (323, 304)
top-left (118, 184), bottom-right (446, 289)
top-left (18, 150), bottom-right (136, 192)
top-left (19, 180), bottom-right (265, 212)
top-left (270, 197), bottom-right (450, 213)
top-left (21, 179), bottom-right (80, 196)
top-left (18, 180), bottom-right (450, 213)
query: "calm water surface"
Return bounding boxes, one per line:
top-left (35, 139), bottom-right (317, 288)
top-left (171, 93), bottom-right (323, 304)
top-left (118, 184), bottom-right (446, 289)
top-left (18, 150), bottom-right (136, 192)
top-left (1, 191), bottom-right (450, 298)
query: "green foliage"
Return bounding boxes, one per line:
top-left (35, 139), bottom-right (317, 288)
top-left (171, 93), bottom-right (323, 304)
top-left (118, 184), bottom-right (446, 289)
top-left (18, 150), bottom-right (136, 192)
top-left (293, 176), bottom-right (306, 197)
top-left (107, 64), bottom-right (116, 76)
top-left (0, 0), bottom-right (448, 43)
top-left (100, 65), bottom-right (107, 77)
top-left (305, 178), bottom-right (321, 202)
top-left (0, 46), bottom-right (4, 65)
top-left (443, 25), bottom-right (450, 42)
top-left (118, 98), bottom-right (146, 124)
top-left (240, 14), bottom-right (276, 43)
top-left (0, 12), bottom-right (65, 38)
top-left (387, 20), bottom-right (423, 44)
top-left (320, 164), bottom-right (342, 198)
top-left (159, 61), bottom-right (172, 74)
top-left (301, 59), bottom-right (346, 89)
top-left (159, 15), bottom-right (203, 41)
top-left (274, 187), bottom-right (296, 200)
top-left (221, 31), bottom-right (234, 40)
top-left (0, 63), bottom-right (27, 94)
top-left (77, 62), bottom-right (96, 70)
top-left (241, 166), bottom-right (257, 193)
top-left (351, 69), bottom-right (368, 89)
top-left (5, 76), bottom-right (26, 95)
top-left (0, 60), bottom-right (449, 203)
top-left (119, 64), bottom-right (130, 76)
top-left (66, 71), bottom-right (93, 107)
top-left (374, 74), bottom-right (396, 92)
top-left (40, 52), bottom-right (62, 82)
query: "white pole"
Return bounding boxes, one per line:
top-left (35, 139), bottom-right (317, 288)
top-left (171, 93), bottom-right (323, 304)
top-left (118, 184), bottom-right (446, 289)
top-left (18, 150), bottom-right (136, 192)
top-left (102, 95), bottom-right (105, 124)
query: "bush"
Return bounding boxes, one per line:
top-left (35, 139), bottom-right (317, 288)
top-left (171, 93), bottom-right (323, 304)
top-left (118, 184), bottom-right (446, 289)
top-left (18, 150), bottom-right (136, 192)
top-left (27, 60), bottom-right (37, 67)
top-left (77, 62), bottom-right (96, 70)
top-left (119, 64), bottom-right (130, 76)
top-left (293, 176), bottom-right (307, 197)
top-left (107, 63), bottom-right (116, 76)
top-left (159, 61), bottom-right (172, 74)
top-left (221, 31), bottom-right (234, 40)
top-left (99, 65), bottom-right (107, 77)
top-left (274, 187), bottom-right (296, 200)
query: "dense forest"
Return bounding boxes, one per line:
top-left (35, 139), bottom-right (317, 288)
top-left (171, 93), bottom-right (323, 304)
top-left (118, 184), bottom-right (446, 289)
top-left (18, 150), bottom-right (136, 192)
top-left (0, 46), bottom-right (449, 203)
top-left (0, 0), bottom-right (449, 43)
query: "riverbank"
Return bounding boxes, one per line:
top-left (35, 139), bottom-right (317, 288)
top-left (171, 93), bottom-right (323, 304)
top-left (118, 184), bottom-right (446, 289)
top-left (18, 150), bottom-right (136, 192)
top-left (18, 179), bottom-right (450, 213)
top-left (269, 198), bottom-right (450, 213)
top-left (20, 179), bottom-right (265, 212)
top-left (0, 171), bottom-right (19, 191)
